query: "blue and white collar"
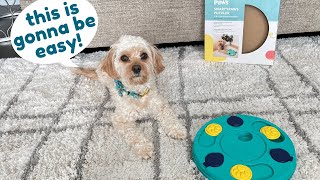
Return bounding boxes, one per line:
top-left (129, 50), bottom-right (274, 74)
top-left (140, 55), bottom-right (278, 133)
top-left (114, 80), bottom-right (150, 99)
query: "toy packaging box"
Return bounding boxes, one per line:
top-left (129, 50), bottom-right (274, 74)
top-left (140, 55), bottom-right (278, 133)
top-left (205, 0), bottom-right (281, 65)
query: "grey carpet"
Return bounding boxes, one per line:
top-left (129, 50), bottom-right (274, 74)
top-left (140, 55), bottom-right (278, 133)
top-left (1, 36), bottom-right (320, 179)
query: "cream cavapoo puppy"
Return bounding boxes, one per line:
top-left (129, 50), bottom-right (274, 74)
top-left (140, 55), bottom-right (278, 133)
top-left (74, 35), bottom-right (187, 159)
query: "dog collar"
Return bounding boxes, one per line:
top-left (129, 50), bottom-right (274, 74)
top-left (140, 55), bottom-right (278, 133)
top-left (114, 80), bottom-right (150, 99)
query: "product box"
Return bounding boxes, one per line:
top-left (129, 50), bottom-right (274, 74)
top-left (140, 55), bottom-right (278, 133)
top-left (205, 0), bottom-right (281, 65)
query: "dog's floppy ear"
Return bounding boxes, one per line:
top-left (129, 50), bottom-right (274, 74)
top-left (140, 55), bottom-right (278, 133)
top-left (101, 48), bottom-right (120, 79)
top-left (150, 45), bottom-right (165, 75)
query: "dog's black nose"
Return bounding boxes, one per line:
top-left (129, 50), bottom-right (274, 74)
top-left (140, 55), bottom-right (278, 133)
top-left (132, 65), bottom-right (141, 74)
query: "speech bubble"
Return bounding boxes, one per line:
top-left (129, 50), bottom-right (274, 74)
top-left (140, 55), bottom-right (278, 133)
top-left (10, 0), bottom-right (98, 67)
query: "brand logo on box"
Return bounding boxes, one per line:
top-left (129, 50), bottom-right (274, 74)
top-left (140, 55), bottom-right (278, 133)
top-left (214, 0), bottom-right (229, 5)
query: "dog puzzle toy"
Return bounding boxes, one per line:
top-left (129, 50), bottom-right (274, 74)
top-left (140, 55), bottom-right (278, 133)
top-left (192, 114), bottom-right (296, 180)
top-left (227, 49), bottom-right (237, 57)
top-left (205, 0), bottom-right (281, 65)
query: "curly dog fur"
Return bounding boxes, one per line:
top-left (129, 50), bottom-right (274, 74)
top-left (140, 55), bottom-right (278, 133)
top-left (73, 35), bottom-right (187, 159)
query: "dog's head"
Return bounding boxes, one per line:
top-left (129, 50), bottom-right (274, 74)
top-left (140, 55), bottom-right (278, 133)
top-left (217, 39), bottom-right (226, 47)
top-left (101, 35), bottom-right (164, 86)
top-left (222, 34), bottom-right (233, 42)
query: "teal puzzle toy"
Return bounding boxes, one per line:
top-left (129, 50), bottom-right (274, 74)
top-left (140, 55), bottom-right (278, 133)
top-left (192, 114), bottom-right (296, 180)
top-left (227, 49), bottom-right (237, 57)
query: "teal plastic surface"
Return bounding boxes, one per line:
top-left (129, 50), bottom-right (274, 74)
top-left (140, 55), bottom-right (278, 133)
top-left (192, 114), bottom-right (296, 180)
top-left (227, 49), bottom-right (237, 56)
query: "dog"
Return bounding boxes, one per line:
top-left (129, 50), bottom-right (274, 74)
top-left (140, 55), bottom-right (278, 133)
top-left (74, 35), bottom-right (187, 159)
top-left (221, 34), bottom-right (234, 45)
top-left (213, 39), bottom-right (227, 51)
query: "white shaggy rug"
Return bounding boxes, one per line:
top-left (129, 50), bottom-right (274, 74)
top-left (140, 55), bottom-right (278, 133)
top-left (1, 36), bottom-right (320, 180)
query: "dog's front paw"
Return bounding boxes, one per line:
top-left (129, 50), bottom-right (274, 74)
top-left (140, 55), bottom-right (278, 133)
top-left (167, 124), bottom-right (187, 140)
top-left (132, 140), bottom-right (154, 159)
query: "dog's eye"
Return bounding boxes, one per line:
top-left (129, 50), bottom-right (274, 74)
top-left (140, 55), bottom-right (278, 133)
top-left (120, 55), bottom-right (129, 62)
top-left (140, 53), bottom-right (148, 60)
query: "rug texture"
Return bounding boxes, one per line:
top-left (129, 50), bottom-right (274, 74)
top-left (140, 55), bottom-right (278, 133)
top-left (1, 36), bottom-right (320, 180)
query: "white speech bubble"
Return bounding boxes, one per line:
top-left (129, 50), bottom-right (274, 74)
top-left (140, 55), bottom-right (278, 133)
top-left (10, 0), bottom-right (98, 67)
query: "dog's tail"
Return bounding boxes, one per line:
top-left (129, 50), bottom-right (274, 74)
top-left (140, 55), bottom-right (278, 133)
top-left (72, 68), bottom-right (98, 80)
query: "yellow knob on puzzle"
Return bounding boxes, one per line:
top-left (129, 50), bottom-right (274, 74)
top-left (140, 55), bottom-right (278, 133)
top-left (205, 124), bottom-right (222, 136)
top-left (260, 126), bottom-right (281, 140)
top-left (230, 164), bottom-right (252, 180)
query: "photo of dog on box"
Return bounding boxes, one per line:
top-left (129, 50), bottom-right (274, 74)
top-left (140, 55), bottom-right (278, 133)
top-left (213, 34), bottom-right (239, 58)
